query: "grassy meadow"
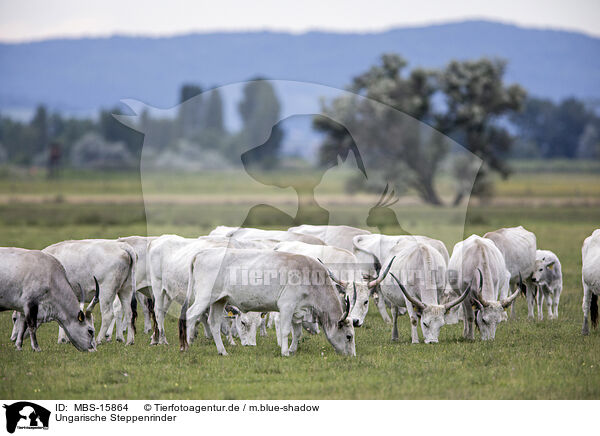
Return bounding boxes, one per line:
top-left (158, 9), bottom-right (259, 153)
top-left (0, 163), bottom-right (599, 399)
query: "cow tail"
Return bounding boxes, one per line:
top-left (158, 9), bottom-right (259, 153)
top-left (130, 291), bottom-right (138, 334)
top-left (121, 244), bottom-right (138, 333)
top-left (146, 296), bottom-right (158, 336)
top-left (179, 254), bottom-right (196, 351)
top-left (591, 293), bottom-right (598, 329)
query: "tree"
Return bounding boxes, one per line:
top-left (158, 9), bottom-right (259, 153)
top-left (235, 79), bottom-right (283, 168)
top-left (177, 84), bottom-right (204, 138)
top-left (437, 58), bottom-right (526, 204)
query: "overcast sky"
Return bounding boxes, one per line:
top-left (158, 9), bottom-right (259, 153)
top-left (1, 0), bottom-right (599, 42)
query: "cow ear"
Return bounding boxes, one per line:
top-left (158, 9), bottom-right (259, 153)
top-left (547, 261), bottom-right (555, 270)
top-left (78, 310), bottom-right (85, 323)
top-left (85, 310), bottom-right (93, 319)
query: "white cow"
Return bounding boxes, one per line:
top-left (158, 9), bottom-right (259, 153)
top-left (582, 229), bottom-right (600, 335)
top-left (448, 235), bottom-right (520, 340)
top-left (484, 226), bottom-right (537, 319)
top-left (353, 234), bottom-right (449, 323)
top-left (288, 225), bottom-right (371, 252)
top-left (210, 226), bottom-right (326, 245)
top-left (379, 240), bottom-right (469, 343)
top-left (43, 239), bottom-right (137, 345)
top-left (532, 249), bottom-right (562, 320)
top-left (0, 248), bottom-right (98, 352)
top-left (274, 240), bottom-right (392, 327)
top-left (180, 248), bottom-right (356, 356)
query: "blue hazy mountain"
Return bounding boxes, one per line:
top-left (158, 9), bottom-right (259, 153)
top-left (1, 20), bottom-right (599, 114)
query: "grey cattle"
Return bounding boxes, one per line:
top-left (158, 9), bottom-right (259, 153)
top-left (288, 225), bottom-right (371, 252)
top-left (379, 240), bottom-right (468, 343)
top-left (484, 226), bottom-right (537, 319)
top-left (532, 249), bottom-right (562, 320)
top-left (0, 247), bottom-right (98, 351)
top-left (180, 248), bottom-right (356, 356)
top-left (43, 239), bottom-right (137, 345)
top-left (582, 229), bottom-right (600, 335)
top-left (353, 234), bottom-right (449, 323)
top-left (210, 226), bottom-right (326, 245)
top-left (448, 235), bottom-right (521, 340)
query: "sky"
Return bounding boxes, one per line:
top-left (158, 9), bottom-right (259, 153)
top-left (0, 0), bottom-right (599, 42)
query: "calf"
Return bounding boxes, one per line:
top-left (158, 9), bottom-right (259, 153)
top-left (532, 250), bottom-right (562, 320)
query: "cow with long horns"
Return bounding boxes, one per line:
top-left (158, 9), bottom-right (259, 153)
top-left (274, 240), bottom-right (393, 327)
top-left (448, 235), bottom-right (521, 340)
top-left (0, 247), bottom-right (99, 351)
top-left (379, 239), bottom-right (468, 343)
top-left (179, 248), bottom-right (356, 356)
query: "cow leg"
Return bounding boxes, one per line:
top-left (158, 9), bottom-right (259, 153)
top-left (14, 313), bottom-right (26, 350)
top-left (117, 291), bottom-right (134, 345)
top-left (207, 300), bottom-right (228, 356)
top-left (537, 287), bottom-right (544, 321)
top-left (137, 293), bottom-right (152, 334)
top-left (278, 309), bottom-right (293, 357)
top-left (10, 311), bottom-right (21, 342)
top-left (260, 316), bottom-right (267, 337)
top-left (290, 316), bottom-right (303, 354)
top-left (402, 300), bottom-right (420, 344)
top-left (201, 313), bottom-right (211, 339)
top-left (462, 301), bottom-right (475, 340)
top-left (526, 283), bottom-right (536, 320)
top-left (582, 283), bottom-right (592, 335)
top-left (274, 313), bottom-right (281, 346)
top-left (508, 281), bottom-right (518, 319)
top-left (96, 295), bottom-right (114, 345)
top-left (553, 289), bottom-right (561, 319)
top-left (374, 290), bottom-right (392, 323)
top-left (226, 319), bottom-right (236, 346)
top-left (391, 306), bottom-right (400, 341)
top-left (57, 326), bottom-right (70, 344)
top-left (544, 289), bottom-right (554, 320)
top-left (153, 292), bottom-right (171, 345)
top-left (25, 303), bottom-right (41, 352)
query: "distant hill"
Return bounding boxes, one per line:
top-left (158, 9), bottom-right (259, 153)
top-left (1, 20), bottom-right (599, 115)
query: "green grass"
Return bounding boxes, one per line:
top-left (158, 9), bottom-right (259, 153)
top-left (0, 199), bottom-right (599, 399)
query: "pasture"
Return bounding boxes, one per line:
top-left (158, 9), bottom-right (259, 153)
top-left (0, 165), bottom-right (599, 399)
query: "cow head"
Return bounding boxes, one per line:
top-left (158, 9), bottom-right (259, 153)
top-left (391, 273), bottom-right (469, 343)
top-left (323, 294), bottom-right (356, 356)
top-left (472, 270), bottom-right (520, 340)
top-left (234, 311), bottom-right (262, 346)
top-left (65, 277), bottom-right (100, 351)
top-left (532, 256), bottom-right (559, 288)
top-left (319, 256), bottom-right (395, 327)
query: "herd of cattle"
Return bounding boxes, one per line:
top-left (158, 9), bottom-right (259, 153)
top-left (1, 224), bottom-right (599, 356)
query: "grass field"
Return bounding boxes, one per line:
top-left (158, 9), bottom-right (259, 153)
top-left (1, 164), bottom-right (599, 399)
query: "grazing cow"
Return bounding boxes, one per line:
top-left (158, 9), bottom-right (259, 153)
top-left (210, 226), bottom-right (326, 245)
top-left (532, 249), bottom-right (562, 320)
top-left (353, 234), bottom-right (449, 323)
top-left (274, 240), bottom-right (393, 327)
top-left (0, 247), bottom-right (98, 351)
top-left (288, 225), bottom-right (371, 252)
top-left (448, 235), bottom-right (521, 340)
top-left (43, 239), bottom-right (137, 345)
top-left (180, 248), bottom-right (356, 356)
top-left (582, 229), bottom-right (600, 335)
top-left (484, 226), bottom-right (537, 319)
top-left (148, 235), bottom-right (267, 344)
top-left (379, 240), bottom-right (468, 343)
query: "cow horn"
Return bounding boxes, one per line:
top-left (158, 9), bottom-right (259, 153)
top-left (368, 256), bottom-right (395, 288)
top-left (473, 269), bottom-right (489, 307)
top-left (443, 285), bottom-right (471, 312)
top-left (352, 283), bottom-right (357, 307)
top-left (501, 288), bottom-right (521, 308)
top-left (390, 272), bottom-right (426, 311)
top-left (338, 294), bottom-right (351, 325)
top-left (86, 276), bottom-right (100, 312)
top-left (318, 258), bottom-right (347, 289)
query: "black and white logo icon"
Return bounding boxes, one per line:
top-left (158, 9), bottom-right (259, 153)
top-left (2, 402), bottom-right (50, 433)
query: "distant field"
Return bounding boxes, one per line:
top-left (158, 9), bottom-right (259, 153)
top-left (0, 163), bottom-right (599, 399)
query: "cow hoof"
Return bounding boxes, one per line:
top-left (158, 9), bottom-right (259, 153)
top-left (126, 340), bottom-right (134, 346)
top-left (582, 328), bottom-right (590, 336)
top-left (219, 351), bottom-right (228, 356)
top-left (144, 328), bottom-right (152, 334)
top-left (116, 337), bottom-right (124, 343)
top-left (33, 347), bottom-right (42, 352)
